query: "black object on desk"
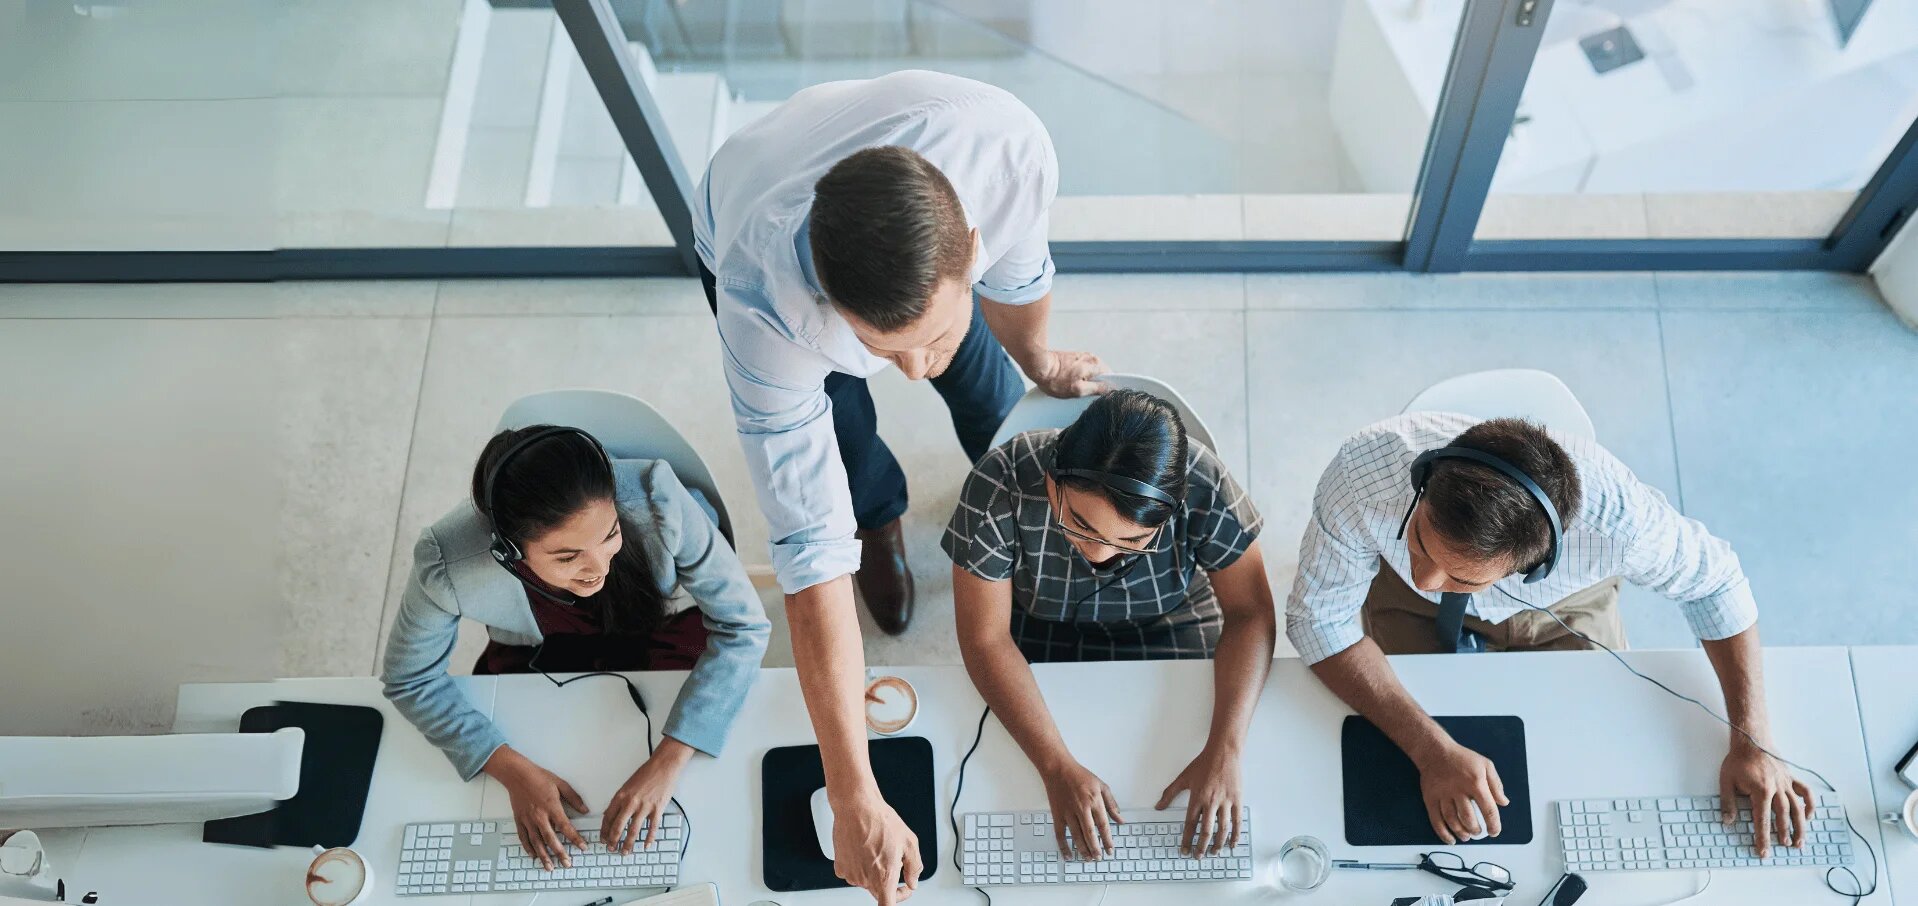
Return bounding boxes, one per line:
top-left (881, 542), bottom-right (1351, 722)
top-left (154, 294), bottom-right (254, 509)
top-left (760, 736), bottom-right (939, 892)
top-left (202, 701), bottom-right (382, 849)
top-left (1341, 715), bottom-right (1532, 846)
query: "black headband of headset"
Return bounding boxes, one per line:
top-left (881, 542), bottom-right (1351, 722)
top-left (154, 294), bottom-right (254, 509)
top-left (1052, 467), bottom-right (1179, 508)
top-left (1401, 445), bottom-right (1563, 583)
top-left (480, 426), bottom-right (611, 518)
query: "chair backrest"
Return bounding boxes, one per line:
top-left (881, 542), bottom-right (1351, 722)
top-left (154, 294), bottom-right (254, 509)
top-left (987, 374), bottom-right (1219, 455)
top-left (1400, 369), bottom-right (1596, 442)
top-left (496, 389), bottom-right (734, 545)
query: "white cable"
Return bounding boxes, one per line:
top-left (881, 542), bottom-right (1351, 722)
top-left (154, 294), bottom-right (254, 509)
top-left (1654, 870), bottom-right (1711, 905)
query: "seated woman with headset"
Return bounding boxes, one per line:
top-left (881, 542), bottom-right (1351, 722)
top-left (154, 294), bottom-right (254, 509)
top-left (382, 426), bottom-right (769, 871)
top-left (943, 389), bottom-right (1277, 864)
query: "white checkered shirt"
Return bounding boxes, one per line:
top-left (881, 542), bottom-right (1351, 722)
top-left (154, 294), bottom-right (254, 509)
top-left (1285, 412), bottom-right (1759, 665)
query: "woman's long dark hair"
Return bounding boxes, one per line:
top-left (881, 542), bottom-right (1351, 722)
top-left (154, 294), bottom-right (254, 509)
top-left (1052, 389), bottom-right (1188, 527)
top-left (472, 425), bottom-right (666, 634)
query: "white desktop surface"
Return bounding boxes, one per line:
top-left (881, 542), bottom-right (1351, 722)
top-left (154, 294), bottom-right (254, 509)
top-left (48, 650), bottom-right (1892, 905)
top-left (1851, 646), bottom-right (1918, 903)
top-left (47, 677), bottom-right (497, 906)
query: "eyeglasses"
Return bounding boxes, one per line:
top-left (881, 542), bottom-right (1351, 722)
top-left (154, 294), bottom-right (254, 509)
top-left (1419, 852), bottom-right (1514, 892)
top-left (1048, 485), bottom-right (1168, 556)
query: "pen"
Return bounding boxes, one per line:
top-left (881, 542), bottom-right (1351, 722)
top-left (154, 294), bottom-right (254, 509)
top-left (1333, 859), bottom-right (1419, 870)
top-left (577, 897), bottom-right (614, 906)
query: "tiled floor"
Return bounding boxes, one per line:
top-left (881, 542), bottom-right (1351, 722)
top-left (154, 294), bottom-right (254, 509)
top-left (1, 271), bottom-right (1914, 736)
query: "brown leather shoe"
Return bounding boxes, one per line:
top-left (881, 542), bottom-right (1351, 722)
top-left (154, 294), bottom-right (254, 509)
top-left (854, 518), bottom-right (915, 635)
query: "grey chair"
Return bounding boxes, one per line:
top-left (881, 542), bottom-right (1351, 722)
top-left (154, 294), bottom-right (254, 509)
top-left (497, 389), bottom-right (735, 546)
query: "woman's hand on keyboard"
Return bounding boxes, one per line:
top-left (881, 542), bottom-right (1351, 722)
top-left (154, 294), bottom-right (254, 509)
top-left (1039, 759), bottom-right (1121, 860)
top-left (1157, 743), bottom-right (1243, 857)
top-left (483, 746), bottom-right (590, 871)
top-left (603, 737), bottom-right (694, 853)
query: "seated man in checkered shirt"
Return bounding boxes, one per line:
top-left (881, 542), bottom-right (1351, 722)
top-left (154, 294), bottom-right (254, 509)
top-left (1287, 413), bottom-right (1810, 859)
top-left (944, 389), bottom-right (1277, 863)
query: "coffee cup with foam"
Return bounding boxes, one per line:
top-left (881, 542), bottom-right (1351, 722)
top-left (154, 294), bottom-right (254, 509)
top-left (306, 845), bottom-right (373, 906)
top-left (864, 675), bottom-right (919, 736)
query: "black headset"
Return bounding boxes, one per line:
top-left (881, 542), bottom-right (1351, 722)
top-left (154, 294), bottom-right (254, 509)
top-left (1050, 464), bottom-right (1187, 627)
top-left (1395, 445), bottom-right (1563, 584)
top-left (479, 425), bottom-right (613, 566)
top-left (1051, 467), bottom-right (1179, 508)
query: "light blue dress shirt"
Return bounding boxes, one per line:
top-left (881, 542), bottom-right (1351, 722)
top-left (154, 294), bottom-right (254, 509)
top-left (692, 70), bottom-right (1060, 594)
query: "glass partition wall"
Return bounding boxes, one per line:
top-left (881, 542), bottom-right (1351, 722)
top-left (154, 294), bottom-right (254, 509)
top-left (0, 0), bottom-right (1912, 280)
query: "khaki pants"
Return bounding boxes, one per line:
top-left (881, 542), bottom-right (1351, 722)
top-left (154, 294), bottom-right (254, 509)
top-left (1361, 562), bottom-right (1628, 654)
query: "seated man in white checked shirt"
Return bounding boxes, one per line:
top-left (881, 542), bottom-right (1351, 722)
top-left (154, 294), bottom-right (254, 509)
top-left (1288, 413), bottom-right (1812, 859)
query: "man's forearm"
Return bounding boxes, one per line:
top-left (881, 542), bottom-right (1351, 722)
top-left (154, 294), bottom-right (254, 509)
top-left (1701, 624), bottom-right (1772, 750)
top-left (979, 292), bottom-right (1053, 372)
top-left (959, 632), bottom-right (1075, 772)
top-left (786, 576), bottom-right (879, 801)
top-left (1204, 611), bottom-right (1276, 754)
top-left (1310, 639), bottom-right (1453, 763)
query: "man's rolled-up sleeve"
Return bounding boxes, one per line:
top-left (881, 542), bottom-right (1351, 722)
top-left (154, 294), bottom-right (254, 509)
top-left (716, 287), bottom-right (863, 594)
top-left (976, 210), bottom-right (1054, 306)
top-left (1615, 479), bottom-right (1759, 641)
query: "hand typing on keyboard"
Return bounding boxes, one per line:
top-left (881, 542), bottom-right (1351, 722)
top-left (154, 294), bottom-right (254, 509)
top-left (1719, 741), bottom-right (1815, 858)
top-left (1038, 759), bottom-right (1122, 859)
top-left (602, 737), bottom-right (696, 853)
top-left (1155, 744), bottom-right (1245, 857)
top-left (481, 746), bottom-right (590, 870)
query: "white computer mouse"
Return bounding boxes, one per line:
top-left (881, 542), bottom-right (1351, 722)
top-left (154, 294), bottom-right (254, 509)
top-left (811, 787), bottom-right (836, 860)
top-left (1462, 800), bottom-right (1490, 841)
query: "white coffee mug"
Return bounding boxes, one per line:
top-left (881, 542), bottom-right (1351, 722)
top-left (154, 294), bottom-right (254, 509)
top-left (1881, 789), bottom-right (1918, 844)
top-left (864, 675), bottom-right (919, 736)
top-left (306, 845), bottom-right (373, 906)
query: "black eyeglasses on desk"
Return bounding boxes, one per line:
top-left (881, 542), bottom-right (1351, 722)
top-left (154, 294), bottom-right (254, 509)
top-left (1332, 851), bottom-right (1515, 892)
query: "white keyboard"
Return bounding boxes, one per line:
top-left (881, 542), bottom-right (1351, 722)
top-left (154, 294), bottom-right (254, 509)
top-left (394, 815), bottom-right (683, 896)
top-left (1557, 795), bottom-right (1854, 873)
top-left (959, 807), bottom-right (1254, 887)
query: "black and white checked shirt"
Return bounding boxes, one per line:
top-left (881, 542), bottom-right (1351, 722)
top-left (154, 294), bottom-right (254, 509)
top-left (1285, 412), bottom-right (1760, 665)
top-left (943, 430), bottom-right (1263, 660)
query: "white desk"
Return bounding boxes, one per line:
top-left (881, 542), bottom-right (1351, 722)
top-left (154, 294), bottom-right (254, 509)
top-left (1851, 646), bottom-right (1918, 903)
top-left (53, 649), bottom-right (1892, 905)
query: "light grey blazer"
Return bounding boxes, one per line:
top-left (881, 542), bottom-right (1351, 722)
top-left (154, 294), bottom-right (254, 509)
top-left (381, 458), bottom-right (770, 780)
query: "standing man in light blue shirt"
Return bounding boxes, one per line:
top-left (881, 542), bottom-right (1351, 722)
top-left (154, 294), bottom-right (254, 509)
top-left (692, 70), bottom-right (1106, 903)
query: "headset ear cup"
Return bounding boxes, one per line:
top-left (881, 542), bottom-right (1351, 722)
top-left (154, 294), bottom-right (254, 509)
top-left (489, 533), bottom-right (523, 564)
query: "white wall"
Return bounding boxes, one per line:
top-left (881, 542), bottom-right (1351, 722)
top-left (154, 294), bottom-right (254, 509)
top-left (1871, 212), bottom-right (1918, 329)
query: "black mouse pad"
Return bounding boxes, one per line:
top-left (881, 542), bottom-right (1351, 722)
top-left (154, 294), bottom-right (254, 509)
top-left (1342, 715), bottom-right (1531, 846)
top-left (761, 736), bottom-right (939, 892)
top-left (203, 701), bottom-right (383, 848)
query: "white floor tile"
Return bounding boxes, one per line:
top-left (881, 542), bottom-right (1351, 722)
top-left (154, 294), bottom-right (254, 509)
top-left (275, 0), bottom-right (465, 98)
top-left (1662, 308), bottom-right (1918, 646)
top-left (0, 319), bottom-right (283, 734)
top-left (435, 278), bottom-right (706, 318)
top-left (1655, 272), bottom-right (1888, 312)
top-left (444, 205), bottom-right (674, 248)
top-left (1248, 272), bottom-right (1659, 311)
top-left (1245, 309), bottom-right (1694, 648)
top-left (1048, 273), bottom-right (1245, 311)
top-left (0, 0), bottom-right (271, 102)
top-left (1049, 195), bottom-right (1245, 241)
top-left (276, 97), bottom-right (444, 216)
top-left (278, 318), bottom-right (433, 677)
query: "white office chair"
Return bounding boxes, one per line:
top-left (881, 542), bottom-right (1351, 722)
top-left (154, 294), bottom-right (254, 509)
top-left (497, 389), bottom-right (736, 546)
top-left (1400, 369), bottom-right (1596, 442)
top-left (988, 374), bottom-right (1220, 454)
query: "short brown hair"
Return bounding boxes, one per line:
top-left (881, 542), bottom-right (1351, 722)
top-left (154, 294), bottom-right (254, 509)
top-left (809, 146), bottom-right (972, 332)
top-left (1423, 418), bottom-right (1581, 572)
